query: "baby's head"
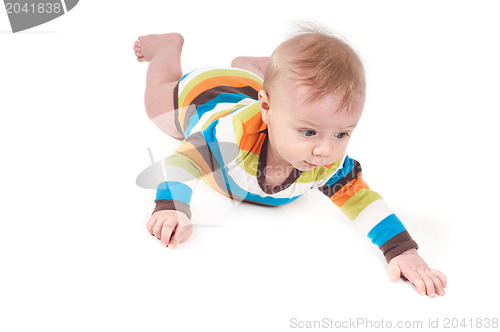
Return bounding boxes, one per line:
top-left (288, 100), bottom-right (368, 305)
top-left (259, 26), bottom-right (366, 171)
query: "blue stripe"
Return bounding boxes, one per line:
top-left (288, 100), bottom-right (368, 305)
top-left (156, 181), bottom-right (193, 205)
top-left (186, 111), bottom-right (301, 206)
top-left (185, 93), bottom-right (250, 136)
top-left (209, 92), bottom-right (255, 104)
top-left (367, 214), bottom-right (406, 247)
top-left (201, 119), bottom-right (226, 167)
top-left (323, 156), bottom-right (354, 187)
top-left (184, 112), bottom-right (202, 137)
top-left (222, 168), bottom-right (300, 205)
top-left (179, 71), bottom-right (192, 82)
top-left (213, 120), bottom-right (301, 205)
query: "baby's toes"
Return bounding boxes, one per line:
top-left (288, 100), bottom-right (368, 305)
top-left (133, 42), bottom-right (143, 55)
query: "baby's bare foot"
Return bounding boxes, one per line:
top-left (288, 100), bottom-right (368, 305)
top-left (133, 33), bottom-right (184, 62)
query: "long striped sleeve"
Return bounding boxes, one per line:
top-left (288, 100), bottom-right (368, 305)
top-left (152, 132), bottom-right (216, 219)
top-left (318, 157), bottom-right (418, 262)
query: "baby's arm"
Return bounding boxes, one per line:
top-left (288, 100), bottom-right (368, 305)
top-left (318, 157), bottom-right (447, 296)
top-left (389, 249), bottom-right (447, 297)
top-left (149, 138), bottom-right (206, 248)
top-left (318, 158), bottom-right (418, 261)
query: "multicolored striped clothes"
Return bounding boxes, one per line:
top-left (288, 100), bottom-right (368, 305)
top-left (153, 67), bottom-right (417, 262)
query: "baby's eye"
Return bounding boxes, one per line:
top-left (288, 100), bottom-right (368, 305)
top-left (301, 129), bottom-right (316, 137)
top-left (334, 132), bottom-right (348, 139)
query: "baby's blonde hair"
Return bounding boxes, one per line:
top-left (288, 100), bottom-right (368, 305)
top-left (263, 22), bottom-right (366, 111)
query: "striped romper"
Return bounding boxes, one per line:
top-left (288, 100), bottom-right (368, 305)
top-left (153, 67), bottom-right (417, 262)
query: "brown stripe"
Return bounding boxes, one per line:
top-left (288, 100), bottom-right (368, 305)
top-left (318, 159), bottom-right (362, 197)
top-left (173, 81), bottom-right (179, 110)
top-left (190, 85), bottom-right (259, 108)
top-left (181, 104), bottom-right (198, 135)
top-left (180, 85), bottom-right (259, 136)
top-left (257, 133), bottom-right (302, 194)
top-left (152, 199), bottom-right (192, 219)
top-left (379, 230), bottom-right (419, 262)
top-left (184, 132), bottom-right (219, 173)
top-left (182, 132), bottom-right (237, 199)
top-left (172, 82), bottom-right (186, 139)
top-left (240, 198), bottom-right (278, 207)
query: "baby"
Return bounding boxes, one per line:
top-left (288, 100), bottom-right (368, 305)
top-left (133, 27), bottom-right (447, 297)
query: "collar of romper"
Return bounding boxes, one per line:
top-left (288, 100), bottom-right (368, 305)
top-left (257, 130), bottom-right (302, 195)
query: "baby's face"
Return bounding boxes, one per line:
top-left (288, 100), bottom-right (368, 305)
top-left (259, 81), bottom-right (364, 171)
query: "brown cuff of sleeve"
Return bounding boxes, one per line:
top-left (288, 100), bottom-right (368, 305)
top-left (152, 199), bottom-right (192, 219)
top-left (380, 230), bottom-right (419, 263)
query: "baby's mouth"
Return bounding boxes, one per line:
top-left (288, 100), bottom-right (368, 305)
top-left (304, 161), bottom-right (318, 168)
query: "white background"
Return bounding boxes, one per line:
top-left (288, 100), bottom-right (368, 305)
top-left (1, 1), bottom-right (499, 331)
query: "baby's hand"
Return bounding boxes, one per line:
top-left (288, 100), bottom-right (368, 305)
top-left (388, 249), bottom-right (447, 297)
top-left (146, 210), bottom-right (192, 248)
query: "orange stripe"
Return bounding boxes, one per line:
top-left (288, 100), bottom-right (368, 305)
top-left (203, 173), bottom-right (228, 196)
top-left (177, 142), bottom-right (233, 199)
top-left (177, 142), bottom-right (231, 197)
top-left (181, 76), bottom-right (262, 108)
top-left (202, 173), bottom-right (231, 197)
top-left (239, 113), bottom-right (267, 154)
top-left (177, 141), bottom-right (212, 176)
top-left (329, 174), bottom-right (369, 207)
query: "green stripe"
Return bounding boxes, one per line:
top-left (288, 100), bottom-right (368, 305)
top-left (236, 151), bottom-right (259, 176)
top-left (199, 105), bottom-right (243, 131)
top-left (179, 69), bottom-right (263, 107)
top-left (295, 159), bottom-right (342, 183)
top-left (233, 103), bottom-right (261, 145)
top-left (165, 152), bottom-right (202, 179)
top-left (341, 189), bottom-right (383, 221)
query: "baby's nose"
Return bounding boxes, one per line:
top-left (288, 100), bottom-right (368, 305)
top-left (312, 143), bottom-right (332, 157)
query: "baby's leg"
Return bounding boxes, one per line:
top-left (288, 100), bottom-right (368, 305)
top-left (231, 56), bottom-right (269, 79)
top-left (134, 33), bottom-right (184, 139)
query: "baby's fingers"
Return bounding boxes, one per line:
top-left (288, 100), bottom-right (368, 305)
top-left (402, 271), bottom-right (427, 296)
top-left (418, 269), bottom-right (436, 297)
top-left (168, 223), bottom-right (193, 249)
top-left (160, 218), bottom-right (176, 247)
top-left (146, 214), bottom-right (158, 236)
top-left (388, 261), bottom-right (401, 282)
top-left (430, 273), bottom-right (446, 296)
top-left (432, 269), bottom-right (447, 289)
top-left (428, 269), bottom-right (446, 296)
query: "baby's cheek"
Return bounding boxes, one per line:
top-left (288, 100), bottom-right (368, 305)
top-left (332, 149), bottom-right (346, 162)
top-left (337, 142), bottom-right (350, 157)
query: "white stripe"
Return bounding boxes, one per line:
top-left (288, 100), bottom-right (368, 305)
top-left (189, 102), bottom-right (235, 134)
top-left (227, 162), bottom-right (266, 195)
top-left (178, 67), bottom-right (214, 92)
top-left (188, 99), bottom-right (255, 136)
top-left (352, 198), bottom-right (393, 235)
top-left (178, 67), bottom-right (261, 94)
top-left (315, 152), bottom-right (347, 187)
top-left (226, 163), bottom-right (313, 199)
top-left (213, 112), bottom-right (238, 163)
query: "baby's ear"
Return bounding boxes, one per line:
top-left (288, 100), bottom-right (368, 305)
top-left (258, 90), bottom-right (271, 124)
